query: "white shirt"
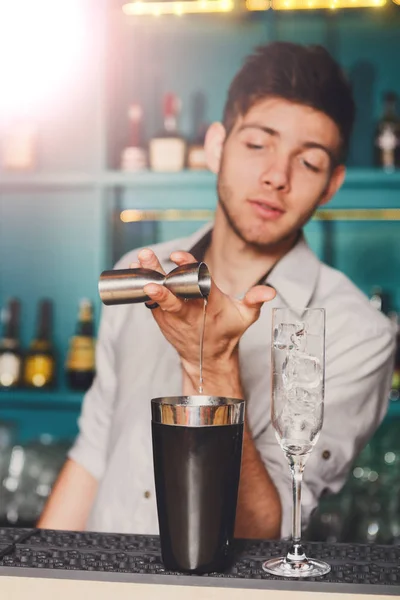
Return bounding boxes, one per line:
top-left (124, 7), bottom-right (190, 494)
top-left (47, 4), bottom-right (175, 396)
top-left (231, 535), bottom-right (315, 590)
top-left (69, 223), bottom-right (396, 538)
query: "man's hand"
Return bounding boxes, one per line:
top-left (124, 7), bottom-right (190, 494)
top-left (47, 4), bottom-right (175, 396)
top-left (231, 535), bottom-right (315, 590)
top-left (131, 248), bottom-right (276, 389)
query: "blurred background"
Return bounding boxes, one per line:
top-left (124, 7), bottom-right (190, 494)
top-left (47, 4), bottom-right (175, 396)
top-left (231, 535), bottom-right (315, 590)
top-left (0, 0), bottom-right (400, 543)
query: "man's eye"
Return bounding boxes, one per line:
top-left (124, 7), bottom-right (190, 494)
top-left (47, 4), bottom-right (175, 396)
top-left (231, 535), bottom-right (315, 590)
top-left (300, 158), bottom-right (320, 173)
top-left (246, 143), bottom-right (264, 150)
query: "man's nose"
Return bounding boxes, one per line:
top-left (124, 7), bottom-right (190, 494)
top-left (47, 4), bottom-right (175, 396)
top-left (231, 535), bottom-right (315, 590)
top-left (260, 154), bottom-right (290, 192)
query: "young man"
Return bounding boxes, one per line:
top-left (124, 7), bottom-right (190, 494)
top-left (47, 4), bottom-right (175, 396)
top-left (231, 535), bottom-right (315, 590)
top-left (38, 42), bottom-right (395, 539)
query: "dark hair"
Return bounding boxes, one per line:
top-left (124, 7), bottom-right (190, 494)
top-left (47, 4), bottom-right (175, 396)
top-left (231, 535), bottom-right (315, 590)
top-left (223, 42), bottom-right (355, 163)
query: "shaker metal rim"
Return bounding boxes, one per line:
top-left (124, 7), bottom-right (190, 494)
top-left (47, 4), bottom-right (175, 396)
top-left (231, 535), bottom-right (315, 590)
top-left (151, 395), bottom-right (245, 427)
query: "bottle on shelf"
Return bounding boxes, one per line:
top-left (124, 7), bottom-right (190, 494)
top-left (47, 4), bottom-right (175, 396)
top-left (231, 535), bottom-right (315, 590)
top-left (1, 116), bottom-right (38, 172)
top-left (149, 92), bottom-right (186, 172)
top-left (388, 312), bottom-right (400, 402)
top-left (120, 102), bottom-right (147, 172)
top-left (187, 91), bottom-right (208, 171)
top-left (0, 298), bottom-right (23, 389)
top-left (23, 299), bottom-right (56, 389)
top-left (369, 286), bottom-right (390, 314)
top-left (65, 299), bottom-right (96, 392)
top-left (374, 92), bottom-right (400, 172)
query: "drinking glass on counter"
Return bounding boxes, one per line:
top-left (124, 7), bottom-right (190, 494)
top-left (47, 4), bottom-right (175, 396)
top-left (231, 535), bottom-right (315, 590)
top-left (263, 308), bottom-right (330, 578)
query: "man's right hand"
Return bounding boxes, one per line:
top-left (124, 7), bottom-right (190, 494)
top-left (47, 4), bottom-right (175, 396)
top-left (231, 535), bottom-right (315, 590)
top-left (131, 248), bottom-right (276, 393)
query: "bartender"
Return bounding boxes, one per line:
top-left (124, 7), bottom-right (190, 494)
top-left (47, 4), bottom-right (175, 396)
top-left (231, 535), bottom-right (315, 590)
top-left (37, 41), bottom-right (395, 539)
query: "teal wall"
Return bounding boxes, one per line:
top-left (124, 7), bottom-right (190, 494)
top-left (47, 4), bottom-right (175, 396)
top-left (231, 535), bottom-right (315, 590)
top-left (108, 7), bottom-right (400, 166)
top-left (0, 1), bottom-right (400, 442)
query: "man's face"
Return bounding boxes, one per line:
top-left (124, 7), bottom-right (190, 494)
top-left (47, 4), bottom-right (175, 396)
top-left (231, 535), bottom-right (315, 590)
top-left (216, 97), bottom-right (343, 250)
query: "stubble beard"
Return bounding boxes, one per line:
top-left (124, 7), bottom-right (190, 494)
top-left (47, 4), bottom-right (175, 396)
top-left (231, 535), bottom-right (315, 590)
top-left (217, 173), bottom-right (298, 253)
top-left (217, 168), bottom-right (329, 253)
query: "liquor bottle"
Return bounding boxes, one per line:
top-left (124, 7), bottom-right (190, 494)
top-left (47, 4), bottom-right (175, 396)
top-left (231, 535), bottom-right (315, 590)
top-left (388, 312), bottom-right (400, 401)
top-left (369, 286), bottom-right (390, 315)
top-left (23, 299), bottom-right (56, 389)
top-left (65, 299), bottom-right (96, 391)
top-left (2, 116), bottom-right (38, 172)
top-left (120, 103), bottom-right (147, 172)
top-left (149, 93), bottom-right (186, 172)
top-left (0, 298), bottom-right (23, 389)
top-left (187, 91), bottom-right (208, 171)
top-left (374, 92), bottom-right (400, 172)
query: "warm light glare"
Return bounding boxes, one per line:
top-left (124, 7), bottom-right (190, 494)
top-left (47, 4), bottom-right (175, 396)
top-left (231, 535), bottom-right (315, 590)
top-left (133, 1), bottom-right (144, 12)
top-left (121, 210), bottom-right (142, 223)
top-left (123, 0), bottom-right (234, 14)
top-left (272, 0), bottom-right (385, 8)
top-left (0, 0), bottom-right (85, 116)
top-left (120, 208), bottom-right (214, 222)
top-left (245, 0), bottom-right (270, 9)
top-left (392, 0), bottom-right (400, 4)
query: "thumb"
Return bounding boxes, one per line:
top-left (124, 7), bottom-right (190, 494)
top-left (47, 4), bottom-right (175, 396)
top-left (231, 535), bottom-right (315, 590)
top-left (169, 251), bottom-right (198, 265)
top-left (242, 285), bottom-right (276, 310)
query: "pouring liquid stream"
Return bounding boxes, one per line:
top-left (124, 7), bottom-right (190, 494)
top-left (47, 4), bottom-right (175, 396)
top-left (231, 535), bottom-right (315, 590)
top-left (198, 298), bottom-right (208, 394)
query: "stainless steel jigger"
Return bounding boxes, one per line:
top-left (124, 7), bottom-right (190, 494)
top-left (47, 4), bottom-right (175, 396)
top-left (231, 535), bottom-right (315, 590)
top-left (98, 262), bottom-right (211, 306)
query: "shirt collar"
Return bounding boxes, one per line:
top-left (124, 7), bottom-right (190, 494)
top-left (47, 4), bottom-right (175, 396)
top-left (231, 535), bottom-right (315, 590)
top-left (161, 222), bottom-right (213, 270)
top-left (173, 224), bottom-right (320, 316)
top-left (267, 234), bottom-right (320, 316)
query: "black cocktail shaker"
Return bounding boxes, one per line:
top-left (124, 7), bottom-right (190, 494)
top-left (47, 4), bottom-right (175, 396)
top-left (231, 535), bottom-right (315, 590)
top-left (151, 395), bottom-right (244, 574)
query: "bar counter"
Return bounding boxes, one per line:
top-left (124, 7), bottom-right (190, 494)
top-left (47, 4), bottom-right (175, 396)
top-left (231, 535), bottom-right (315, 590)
top-left (0, 528), bottom-right (399, 599)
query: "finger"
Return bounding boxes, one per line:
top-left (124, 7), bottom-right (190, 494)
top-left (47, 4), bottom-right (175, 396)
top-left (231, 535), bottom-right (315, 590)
top-left (129, 261), bottom-right (140, 269)
top-left (137, 248), bottom-right (166, 275)
top-left (242, 285), bottom-right (276, 309)
top-left (169, 251), bottom-right (198, 266)
top-left (143, 283), bottom-right (184, 313)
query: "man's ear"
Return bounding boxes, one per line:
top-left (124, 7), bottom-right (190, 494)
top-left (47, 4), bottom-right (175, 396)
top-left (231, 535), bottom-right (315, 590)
top-left (204, 122), bottom-right (226, 174)
top-left (319, 165), bottom-right (346, 207)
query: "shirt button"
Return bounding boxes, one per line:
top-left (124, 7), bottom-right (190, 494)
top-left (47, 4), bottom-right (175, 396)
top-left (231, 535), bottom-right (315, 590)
top-left (322, 450), bottom-right (331, 460)
top-left (144, 491), bottom-right (151, 499)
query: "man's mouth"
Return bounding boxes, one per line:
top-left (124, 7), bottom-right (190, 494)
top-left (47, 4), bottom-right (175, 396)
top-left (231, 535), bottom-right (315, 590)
top-left (248, 199), bottom-right (285, 220)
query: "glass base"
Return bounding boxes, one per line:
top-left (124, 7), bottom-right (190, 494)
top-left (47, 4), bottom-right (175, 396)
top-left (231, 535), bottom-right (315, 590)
top-left (262, 556), bottom-right (331, 578)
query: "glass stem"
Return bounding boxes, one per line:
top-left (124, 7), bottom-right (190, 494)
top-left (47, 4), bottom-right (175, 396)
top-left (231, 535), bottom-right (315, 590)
top-left (287, 455), bottom-right (307, 563)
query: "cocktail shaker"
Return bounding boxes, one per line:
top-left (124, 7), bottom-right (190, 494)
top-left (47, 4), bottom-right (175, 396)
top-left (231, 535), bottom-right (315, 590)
top-left (98, 262), bottom-right (211, 306)
top-left (151, 395), bottom-right (245, 574)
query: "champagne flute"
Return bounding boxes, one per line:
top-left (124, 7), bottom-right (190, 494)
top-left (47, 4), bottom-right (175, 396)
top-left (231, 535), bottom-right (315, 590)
top-left (263, 307), bottom-right (330, 578)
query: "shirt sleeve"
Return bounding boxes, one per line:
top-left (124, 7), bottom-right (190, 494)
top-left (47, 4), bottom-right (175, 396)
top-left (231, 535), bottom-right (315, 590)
top-left (257, 313), bottom-right (396, 539)
top-left (305, 314), bottom-right (395, 502)
top-left (68, 303), bottom-right (118, 481)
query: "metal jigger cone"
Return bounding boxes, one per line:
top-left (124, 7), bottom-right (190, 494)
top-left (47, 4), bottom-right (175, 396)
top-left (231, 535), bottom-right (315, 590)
top-left (164, 262), bottom-right (211, 299)
top-left (98, 262), bottom-right (210, 306)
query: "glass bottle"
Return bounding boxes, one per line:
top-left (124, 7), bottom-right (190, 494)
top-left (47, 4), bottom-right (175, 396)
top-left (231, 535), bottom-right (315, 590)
top-left (2, 116), bottom-right (38, 172)
top-left (369, 286), bottom-right (390, 314)
top-left (374, 92), bottom-right (400, 172)
top-left (388, 312), bottom-right (400, 402)
top-left (149, 93), bottom-right (186, 172)
top-left (0, 298), bottom-right (23, 389)
top-left (65, 299), bottom-right (96, 391)
top-left (23, 299), bottom-right (56, 389)
top-left (187, 91), bottom-right (208, 171)
top-left (120, 102), bottom-right (147, 172)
